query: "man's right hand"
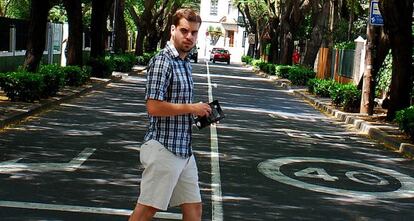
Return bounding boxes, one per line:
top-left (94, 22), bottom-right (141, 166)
top-left (192, 102), bottom-right (212, 117)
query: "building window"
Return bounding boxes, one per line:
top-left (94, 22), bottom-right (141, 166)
top-left (210, 0), bottom-right (218, 16)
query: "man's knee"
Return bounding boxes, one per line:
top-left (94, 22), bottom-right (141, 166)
top-left (129, 203), bottom-right (158, 221)
top-left (181, 203), bottom-right (202, 221)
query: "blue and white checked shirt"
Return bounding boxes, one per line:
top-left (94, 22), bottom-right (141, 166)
top-left (144, 42), bottom-right (194, 158)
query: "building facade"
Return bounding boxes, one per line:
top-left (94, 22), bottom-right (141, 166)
top-left (197, 0), bottom-right (248, 63)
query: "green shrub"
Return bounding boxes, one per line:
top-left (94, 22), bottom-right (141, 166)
top-left (251, 59), bottom-right (265, 68)
top-left (242, 55), bottom-right (253, 64)
top-left (88, 56), bottom-right (115, 78)
top-left (287, 66), bottom-right (316, 86)
top-left (307, 78), bottom-right (318, 94)
top-left (275, 65), bottom-right (291, 79)
top-left (396, 106), bottom-right (414, 141)
top-left (268, 64), bottom-right (277, 75)
top-left (257, 61), bottom-right (267, 71)
top-left (329, 83), bottom-right (361, 111)
top-left (62, 65), bottom-right (91, 86)
top-left (137, 51), bottom-right (158, 65)
top-left (38, 64), bottom-right (65, 97)
top-left (342, 84), bottom-right (361, 112)
top-left (112, 53), bottom-right (137, 72)
top-left (313, 79), bottom-right (337, 97)
top-left (262, 63), bottom-right (275, 75)
top-left (0, 71), bottom-right (44, 102)
top-left (329, 83), bottom-right (344, 106)
top-left (263, 63), bottom-right (270, 73)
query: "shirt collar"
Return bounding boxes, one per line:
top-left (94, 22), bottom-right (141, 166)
top-left (166, 42), bottom-right (180, 59)
top-left (166, 42), bottom-right (189, 61)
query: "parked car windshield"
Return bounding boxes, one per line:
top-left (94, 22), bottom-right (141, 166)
top-left (217, 50), bottom-right (229, 54)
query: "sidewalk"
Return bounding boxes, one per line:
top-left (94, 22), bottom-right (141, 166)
top-left (253, 68), bottom-right (414, 159)
top-left (0, 64), bottom-right (152, 130)
top-left (0, 77), bottom-right (115, 129)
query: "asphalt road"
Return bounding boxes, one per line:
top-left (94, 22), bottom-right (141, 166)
top-left (0, 61), bottom-right (414, 220)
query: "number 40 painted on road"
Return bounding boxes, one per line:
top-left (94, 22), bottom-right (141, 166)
top-left (294, 167), bottom-right (389, 186)
top-left (258, 157), bottom-right (414, 199)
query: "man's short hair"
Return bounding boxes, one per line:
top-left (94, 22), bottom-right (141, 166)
top-left (172, 8), bottom-right (202, 26)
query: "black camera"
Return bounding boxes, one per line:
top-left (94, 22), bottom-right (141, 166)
top-left (193, 100), bottom-right (225, 129)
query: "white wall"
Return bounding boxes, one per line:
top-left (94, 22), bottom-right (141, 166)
top-left (197, 0), bottom-right (247, 63)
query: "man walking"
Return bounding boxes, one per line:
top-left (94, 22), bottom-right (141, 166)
top-left (129, 8), bottom-right (211, 221)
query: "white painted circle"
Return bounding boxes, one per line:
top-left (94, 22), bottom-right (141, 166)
top-left (258, 157), bottom-right (414, 199)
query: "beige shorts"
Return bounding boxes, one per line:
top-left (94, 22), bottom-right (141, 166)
top-left (138, 139), bottom-right (201, 210)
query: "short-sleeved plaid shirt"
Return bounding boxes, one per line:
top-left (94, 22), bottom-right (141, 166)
top-left (144, 42), bottom-right (194, 158)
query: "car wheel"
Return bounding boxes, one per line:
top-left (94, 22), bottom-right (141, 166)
top-left (213, 59), bottom-right (216, 63)
top-left (227, 60), bottom-right (230, 65)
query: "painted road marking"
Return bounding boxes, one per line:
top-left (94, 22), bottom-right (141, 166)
top-left (193, 63), bottom-right (251, 71)
top-left (0, 148), bottom-right (96, 173)
top-left (206, 61), bottom-right (224, 221)
top-left (193, 73), bottom-right (272, 82)
top-left (195, 82), bottom-right (218, 88)
top-left (0, 201), bottom-right (182, 219)
top-left (258, 157), bottom-right (414, 200)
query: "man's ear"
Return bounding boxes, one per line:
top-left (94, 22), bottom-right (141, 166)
top-left (170, 25), bottom-right (175, 40)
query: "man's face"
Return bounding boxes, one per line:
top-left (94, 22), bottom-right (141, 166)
top-left (171, 18), bottom-right (200, 54)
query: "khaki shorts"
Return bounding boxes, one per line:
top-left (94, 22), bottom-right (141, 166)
top-left (138, 139), bottom-right (201, 210)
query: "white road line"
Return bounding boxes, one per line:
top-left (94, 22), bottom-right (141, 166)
top-left (68, 148), bottom-right (96, 170)
top-left (206, 61), bottom-right (224, 221)
top-left (0, 201), bottom-right (182, 220)
top-left (193, 73), bottom-right (272, 82)
top-left (0, 148), bottom-right (96, 173)
top-left (195, 63), bottom-right (251, 71)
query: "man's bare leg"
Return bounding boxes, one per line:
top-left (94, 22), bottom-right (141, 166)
top-left (129, 203), bottom-right (158, 221)
top-left (181, 203), bottom-right (202, 221)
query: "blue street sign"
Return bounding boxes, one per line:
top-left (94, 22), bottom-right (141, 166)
top-left (370, 0), bottom-right (384, 26)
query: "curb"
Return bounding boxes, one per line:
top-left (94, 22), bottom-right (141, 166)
top-left (252, 69), bottom-right (414, 158)
top-left (0, 76), bottom-right (116, 130)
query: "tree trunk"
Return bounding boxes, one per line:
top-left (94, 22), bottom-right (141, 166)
top-left (279, 0), bottom-right (310, 65)
top-left (63, 0), bottom-right (83, 66)
top-left (160, 4), bottom-right (180, 49)
top-left (281, 31), bottom-right (294, 65)
top-left (302, 1), bottom-right (330, 67)
top-left (23, 0), bottom-right (51, 72)
top-left (145, 31), bottom-right (160, 52)
top-left (360, 25), bottom-right (380, 115)
top-left (134, 27), bottom-right (146, 56)
top-left (114, 0), bottom-right (127, 53)
top-left (241, 3), bottom-right (257, 58)
top-left (143, 0), bottom-right (171, 53)
top-left (346, 0), bottom-right (355, 41)
top-left (90, 0), bottom-right (112, 59)
top-left (127, 5), bottom-right (144, 56)
top-left (380, 0), bottom-right (414, 120)
top-left (90, 0), bottom-right (113, 77)
top-left (160, 12), bottom-right (173, 49)
top-left (267, 17), bottom-right (279, 64)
